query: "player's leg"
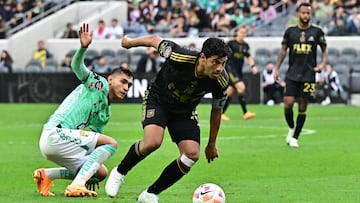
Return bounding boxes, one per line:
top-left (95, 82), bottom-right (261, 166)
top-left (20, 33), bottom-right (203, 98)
top-left (235, 81), bottom-right (256, 120)
top-left (65, 133), bottom-right (117, 197)
top-left (293, 97), bottom-right (308, 140)
top-left (137, 111), bottom-right (200, 203)
top-left (221, 86), bottom-right (234, 121)
top-left (106, 98), bottom-right (166, 198)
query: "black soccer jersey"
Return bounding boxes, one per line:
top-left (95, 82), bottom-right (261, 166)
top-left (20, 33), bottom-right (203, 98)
top-left (149, 40), bottom-right (229, 113)
top-left (282, 24), bottom-right (327, 82)
top-left (226, 39), bottom-right (251, 76)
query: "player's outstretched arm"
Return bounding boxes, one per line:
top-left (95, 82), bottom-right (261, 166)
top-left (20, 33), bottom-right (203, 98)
top-left (121, 35), bottom-right (163, 50)
top-left (71, 23), bottom-right (93, 82)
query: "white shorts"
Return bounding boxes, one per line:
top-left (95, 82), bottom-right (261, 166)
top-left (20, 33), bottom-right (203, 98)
top-left (39, 127), bottom-right (100, 173)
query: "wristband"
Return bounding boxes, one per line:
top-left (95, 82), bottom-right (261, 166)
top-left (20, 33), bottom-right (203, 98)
top-left (251, 64), bottom-right (256, 68)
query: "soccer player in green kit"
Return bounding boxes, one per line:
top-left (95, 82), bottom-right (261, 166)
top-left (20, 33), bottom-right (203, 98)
top-left (32, 23), bottom-right (134, 197)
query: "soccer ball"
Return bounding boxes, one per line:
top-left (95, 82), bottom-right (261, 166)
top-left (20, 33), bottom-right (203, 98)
top-left (192, 183), bottom-right (226, 203)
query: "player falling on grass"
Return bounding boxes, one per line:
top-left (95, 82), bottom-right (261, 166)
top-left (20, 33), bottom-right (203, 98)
top-left (105, 35), bottom-right (232, 203)
top-left (274, 2), bottom-right (327, 147)
top-left (32, 23), bottom-right (133, 197)
top-left (221, 26), bottom-right (258, 121)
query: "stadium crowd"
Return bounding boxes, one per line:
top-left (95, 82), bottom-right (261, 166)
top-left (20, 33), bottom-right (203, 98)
top-left (1, 0), bottom-right (360, 39)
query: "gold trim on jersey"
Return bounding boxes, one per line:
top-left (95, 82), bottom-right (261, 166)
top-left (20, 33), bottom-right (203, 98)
top-left (217, 74), bottom-right (228, 88)
top-left (170, 52), bottom-right (197, 63)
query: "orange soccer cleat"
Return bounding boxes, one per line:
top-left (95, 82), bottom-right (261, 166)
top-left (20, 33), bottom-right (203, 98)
top-left (243, 111), bottom-right (256, 120)
top-left (64, 184), bottom-right (97, 197)
top-left (32, 168), bottom-right (55, 196)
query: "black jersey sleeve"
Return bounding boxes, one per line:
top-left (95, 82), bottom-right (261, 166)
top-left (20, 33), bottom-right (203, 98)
top-left (158, 40), bottom-right (199, 66)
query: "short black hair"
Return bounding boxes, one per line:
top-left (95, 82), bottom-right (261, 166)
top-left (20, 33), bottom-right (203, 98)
top-left (201, 38), bottom-right (232, 58)
top-left (111, 66), bottom-right (134, 78)
top-left (296, 2), bottom-right (312, 12)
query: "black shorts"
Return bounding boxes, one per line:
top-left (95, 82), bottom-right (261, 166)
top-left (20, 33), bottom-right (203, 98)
top-left (284, 79), bottom-right (316, 99)
top-left (228, 71), bottom-right (243, 87)
top-left (141, 90), bottom-right (200, 144)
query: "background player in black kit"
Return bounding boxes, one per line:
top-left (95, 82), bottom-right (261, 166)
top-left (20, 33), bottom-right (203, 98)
top-left (221, 26), bottom-right (258, 121)
top-left (105, 35), bottom-right (232, 203)
top-left (274, 2), bottom-right (327, 148)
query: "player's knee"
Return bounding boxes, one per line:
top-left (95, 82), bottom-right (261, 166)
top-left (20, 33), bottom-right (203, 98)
top-left (106, 136), bottom-right (118, 148)
top-left (182, 151), bottom-right (199, 163)
top-left (94, 164), bottom-right (108, 181)
top-left (141, 140), bottom-right (162, 155)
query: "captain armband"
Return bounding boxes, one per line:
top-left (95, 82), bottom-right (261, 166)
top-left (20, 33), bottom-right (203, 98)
top-left (212, 96), bottom-right (227, 109)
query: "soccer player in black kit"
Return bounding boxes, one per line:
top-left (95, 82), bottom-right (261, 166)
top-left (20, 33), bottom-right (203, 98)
top-left (274, 2), bottom-right (327, 148)
top-left (221, 26), bottom-right (258, 121)
top-left (105, 35), bottom-right (232, 203)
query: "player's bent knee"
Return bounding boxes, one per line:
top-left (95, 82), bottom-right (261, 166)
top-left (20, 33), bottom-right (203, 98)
top-left (94, 164), bottom-right (108, 181)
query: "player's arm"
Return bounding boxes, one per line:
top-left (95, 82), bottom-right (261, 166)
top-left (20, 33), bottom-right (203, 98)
top-left (205, 89), bottom-right (228, 163)
top-left (205, 107), bottom-right (222, 163)
top-left (71, 23), bottom-right (93, 82)
top-left (246, 55), bottom-right (258, 74)
top-left (315, 43), bottom-right (328, 73)
top-left (274, 44), bottom-right (287, 82)
top-left (121, 35), bottom-right (163, 50)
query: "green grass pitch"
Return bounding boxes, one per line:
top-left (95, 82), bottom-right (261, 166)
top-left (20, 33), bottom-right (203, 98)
top-left (0, 103), bottom-right (359, 203)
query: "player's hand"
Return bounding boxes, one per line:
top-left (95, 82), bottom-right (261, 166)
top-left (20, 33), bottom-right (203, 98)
top-left (121, 35), bottom-right (131, 49)
top-left (313, 64), bottom-right (324, 73)
top-left (205, 144), bottom-right (219, 163)
top-left (252, 66), bottom-right (258, 75)
top-left (85, 182), bottom-right (100, 191)
top-left (78, 23), bottom-right (93, 48)
top-left (274, 69), bottom-right (280, 83)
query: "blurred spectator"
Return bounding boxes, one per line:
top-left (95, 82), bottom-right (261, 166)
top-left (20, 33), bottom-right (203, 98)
top-left (326, 6), bottom-right (349, 36)
top-left (211, 6), bottom-right (232, 33)
top-left (169, 15), bottom-right (189, 37)
top-left (106, 18), bottom-right (124, 39)
top-left (136, 47), bottom-right (159, 73)
top-left (1, 3), bottom-right (15, 22)
top-left (188, 3), bottom-right (211, 34)
top-left (93, 55), bottom-right (111, 76)
top-left (313, 0), bottom-right (333, 25)
top-left (93, 20), bottom-right (109, 40)
top-left (197, 0), bottom-right (221, 15)
top-left (135, 47), bottom-right (159, 73)
top-left (250, 0), bottom-right (262, 18)
top-left (259, 0), bottom-right (277, 25)
top-left (188, 42), bottom-right (197, 49)
top-left (62, 22), bottom-right (78, 38)
top-left (120, 61), bottom-right (130, 69)
top-left (153, 0), bottom-right (172, 26)
top-left (0, 49), bottom-right (13, 73)
top-left (31, 40), bottom-right (53, 68)
top-left (333, 0), bottom-right (357, 10)
top-left (239, 7), bottom-right (257, 34)
top-left (320, 64), bottom-right (344, 105)
top-left (140, 12), bottom-right (156, 34)
top-left (0, 14), bottom-right (6, 39)
top-left (230, 7), bottom-right (244, 25)
top-left (262, 61), bottom-right (285, 105)
top-left (346, 7), bottom-right (360, 34)
top-left (60, 53), bottom-right (72, 68)
top-left (168, 0), bottom-right (183, 24)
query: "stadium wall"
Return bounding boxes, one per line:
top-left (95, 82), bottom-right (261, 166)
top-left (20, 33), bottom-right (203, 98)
top-left (0, 72), bottom-right (261, 104)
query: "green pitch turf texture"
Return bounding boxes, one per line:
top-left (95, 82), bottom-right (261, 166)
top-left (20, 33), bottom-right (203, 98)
top-left (0, 103), bottom-right (359, 203)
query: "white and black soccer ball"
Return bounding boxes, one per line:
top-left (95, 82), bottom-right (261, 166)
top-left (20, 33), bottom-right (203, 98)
top-left (192, 183), bottom-right (226, 203)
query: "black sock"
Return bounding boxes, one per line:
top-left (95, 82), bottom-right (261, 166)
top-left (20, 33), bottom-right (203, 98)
top-left (238, 94), bottom-right (247, 113)
top-left (294, 114), bottom-right (306, 139)
top-left (117, 141), bottom-right (145, 175)
top-left (222, 96), bottom-right (232, 114)
top-left (147, 159), bottom-right (189, 195)
top-left (285, 111), bottom-right (294, 129)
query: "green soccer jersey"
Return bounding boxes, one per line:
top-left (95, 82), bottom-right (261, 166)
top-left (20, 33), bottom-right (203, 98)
top-left (43, 47), bottom-right (111, 133)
